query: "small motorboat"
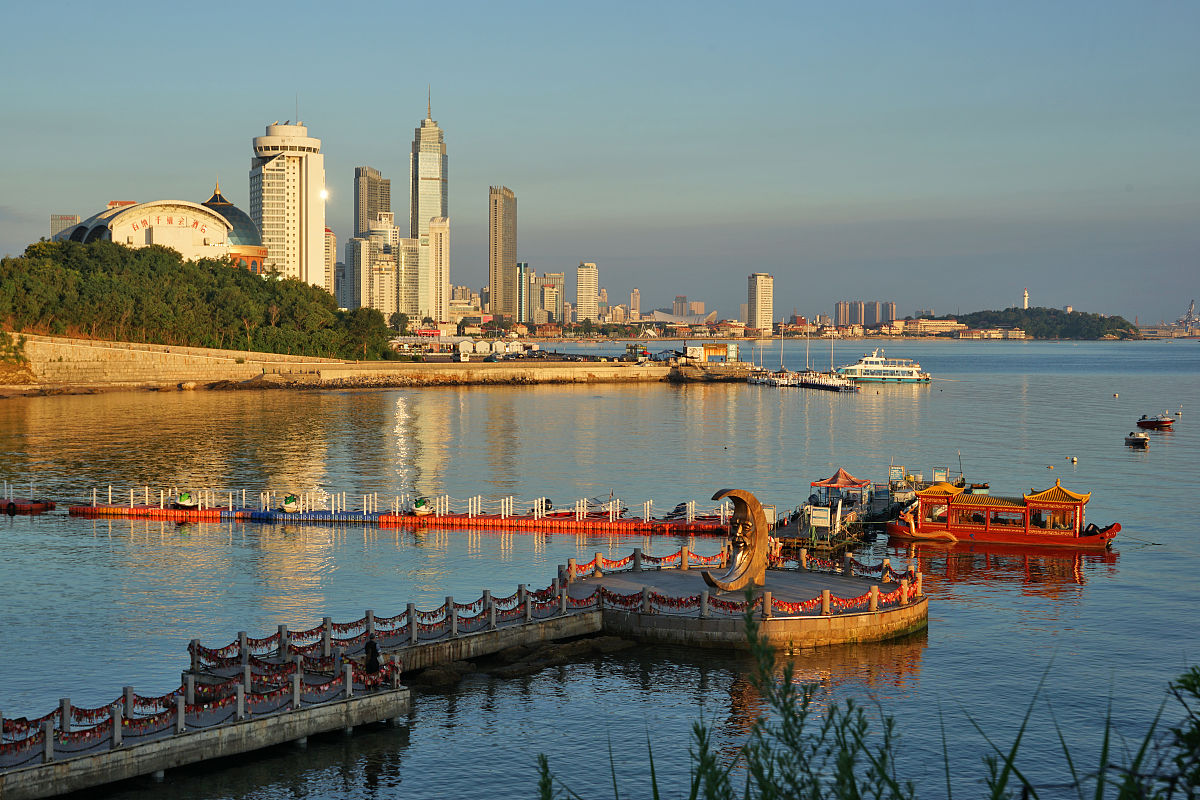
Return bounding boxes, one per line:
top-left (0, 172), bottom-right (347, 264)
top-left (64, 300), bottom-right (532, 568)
top-left (279, 494), bottom-right (300, 513)
top-left (172, 491), bottom-right (198, 510)
top-left (1136, 412), bottom-right (1175, 430)
top-left (1125, 431), bottom-right (1150, 448)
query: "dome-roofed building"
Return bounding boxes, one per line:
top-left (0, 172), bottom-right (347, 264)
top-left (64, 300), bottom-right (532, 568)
top-left (202, 182), bottom-right (268, 274)
top-left (55, 200), bottom-right (234, 262)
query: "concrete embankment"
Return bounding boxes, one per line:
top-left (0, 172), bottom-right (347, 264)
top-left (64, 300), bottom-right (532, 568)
top-left (0, 333), bottom-right (670, 392)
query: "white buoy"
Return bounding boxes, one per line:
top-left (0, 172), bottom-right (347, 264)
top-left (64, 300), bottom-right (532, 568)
top-left (1071, 457), bottom-right (1078, 463)
top-left (1113, 393), bottom-right (1118, 398)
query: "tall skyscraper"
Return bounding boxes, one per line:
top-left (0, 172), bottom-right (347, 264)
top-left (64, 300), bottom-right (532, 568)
top-left (353, 167), bottom-right (390, 237)
top-left (532, 272), bottom-right (565, 323)
top-left (576, 262), bottom-right (599, 322)
top-left (50, 214), bottom-right (79, 238)
top-left (488, 186), bottom-right (517, 317)
top-left (249, 121), bottom-right (327, 288)
top-left (324, 228), bottom-right (337, 295)
top-left (883, 301), bottom-right (896, 322)
top-left (673, 295), bottom-right (689, 316)
top-left (349, 212), bottom-right (401, 316)
top-left (410, 100), bottom-right (449, 321)
top-left (630, 288), bottom-right (640, 319)
top-left (747, 273), bottom-right (774, 333)
top-left (410, 100), bottom-right (447, 238)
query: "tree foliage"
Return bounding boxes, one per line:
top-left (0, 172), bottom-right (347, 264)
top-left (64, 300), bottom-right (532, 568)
top-left (0, 241), bottom-right (396, 359)
top-left (946, 307), bottom-right (1140, 339)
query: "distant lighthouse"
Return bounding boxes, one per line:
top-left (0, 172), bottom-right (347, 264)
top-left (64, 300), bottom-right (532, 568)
top-left (1023, 288), bottom-right (1029, 310)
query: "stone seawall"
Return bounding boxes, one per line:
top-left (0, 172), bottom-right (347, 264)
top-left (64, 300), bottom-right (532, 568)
top-left (0, 334), bottom-right (671, 390)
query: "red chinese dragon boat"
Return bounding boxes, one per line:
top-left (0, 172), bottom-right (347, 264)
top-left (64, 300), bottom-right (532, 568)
top-left (886, 479), bottom-right (1119, 549)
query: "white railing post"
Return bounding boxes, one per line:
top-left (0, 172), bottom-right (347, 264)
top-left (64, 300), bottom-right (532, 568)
top-left (643, 500), bottom-right (651, 522)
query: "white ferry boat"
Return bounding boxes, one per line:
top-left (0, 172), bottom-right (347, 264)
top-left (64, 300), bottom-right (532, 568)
top-left (835, 349), bottom-right (931, 383)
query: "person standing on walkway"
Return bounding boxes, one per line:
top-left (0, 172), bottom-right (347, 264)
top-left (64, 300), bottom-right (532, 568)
top-left (364, 634), bottom-right (381, 673)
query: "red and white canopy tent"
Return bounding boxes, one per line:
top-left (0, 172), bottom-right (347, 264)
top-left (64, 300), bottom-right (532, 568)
top-left (809, 468), bottom-right (872, 508)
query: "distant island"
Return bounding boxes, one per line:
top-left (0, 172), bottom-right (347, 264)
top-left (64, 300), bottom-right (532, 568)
top-left (932, 308), bottom-right (1139, 340)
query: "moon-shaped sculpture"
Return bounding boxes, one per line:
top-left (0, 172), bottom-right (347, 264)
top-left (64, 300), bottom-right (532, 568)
top-left (702, 488), bottom-right (769, 592)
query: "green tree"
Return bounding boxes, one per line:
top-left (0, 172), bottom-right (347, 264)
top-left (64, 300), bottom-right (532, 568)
top-left (389, 312), bottom-right (409, 334)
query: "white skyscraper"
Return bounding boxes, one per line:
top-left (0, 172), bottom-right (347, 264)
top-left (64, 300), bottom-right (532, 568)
top-left (747, 272), bottom-right (774, 333)
top-left (249, 122), bottom-right (327, 288)
top-left (410, 99), bottom-right (450, 321)
top-left (576, 262), bottom-right (599, 322)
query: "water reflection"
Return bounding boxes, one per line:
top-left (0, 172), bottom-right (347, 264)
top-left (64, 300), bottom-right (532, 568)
top-left (888, 539), bottom-right (1119, 596)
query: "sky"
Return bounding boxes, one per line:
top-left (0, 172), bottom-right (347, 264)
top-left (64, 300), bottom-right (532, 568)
top-left (1, 1), bottom-right (1197, 324)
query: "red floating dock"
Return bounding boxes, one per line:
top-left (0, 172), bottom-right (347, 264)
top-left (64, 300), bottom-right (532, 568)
top-left (5, 498), bottom-right (56, 515)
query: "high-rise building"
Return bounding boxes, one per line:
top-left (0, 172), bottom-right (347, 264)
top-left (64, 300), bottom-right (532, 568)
top-left (834, 301), bottom-right (850, 327)
top-left (424, 217), bottom-right (450, 322)
top-left (324, 228), bottom-right (337, 295)
top-left (532, 272), bottom-right (565, 323)
top-left (688, 300), bottom-right (705, 316)
top-left (849, 301), bottom-right (865, 326)
top-left (488, 186), bottom-right (517, 317)
top-left (410, 100), bottom-right (447, 238)
top-left (348, 212), bottom-right (400, 316)
top-left (353, 167), bottom-right (390, 238)
top-left (864, 301), bottom-right (882, 327)
top-left (515, 262), bottom-right (531, 323)
top-left (250, 121), bottom-right (327, 289)
top-left (883, 301), bottom-right (896, 323)
top-left (334, 261), bottom-right (348, 308)
top-left (630, 288), bottom-right (640, 319)
top-left (50, 214), bottom-right (79, 238)
top-left (673, 295), bottom-right (689, 316)
top-left (747, 273), bottom-right (774, 333)
top-left (576, 262), bottom-right (599, 322)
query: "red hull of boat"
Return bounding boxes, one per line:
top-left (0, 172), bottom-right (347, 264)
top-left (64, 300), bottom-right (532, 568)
top-left (1136, 420), bottom-right (1173, 430)
top-left (885, 520), bottom-right (1119, 549)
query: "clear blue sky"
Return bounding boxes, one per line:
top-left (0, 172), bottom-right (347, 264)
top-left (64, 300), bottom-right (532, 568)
top-left (1, 1), bottom-right (1196, 324)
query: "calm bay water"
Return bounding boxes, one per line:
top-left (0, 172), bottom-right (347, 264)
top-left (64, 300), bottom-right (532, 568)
top-left (1, 339), bottom-right (1198, 798)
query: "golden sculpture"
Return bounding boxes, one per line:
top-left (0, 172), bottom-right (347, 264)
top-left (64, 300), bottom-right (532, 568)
top-left (702, 488), bottom-right (768, 592)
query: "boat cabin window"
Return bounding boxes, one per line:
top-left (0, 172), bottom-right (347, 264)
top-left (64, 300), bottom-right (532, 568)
top-left (923, 503), bottom-right (948, 524)
top-left (1029, 508), bottom-right (1076, 530)
top-left (952, 509), bottom-right (985, 526)
top-left (989, 510), bottom-right (1024, 527)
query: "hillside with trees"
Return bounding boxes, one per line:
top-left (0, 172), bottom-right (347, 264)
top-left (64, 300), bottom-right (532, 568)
top-left (0, 241), bottom-right (395, 358)
top-left (943, 307), bottom-right (1139, 339)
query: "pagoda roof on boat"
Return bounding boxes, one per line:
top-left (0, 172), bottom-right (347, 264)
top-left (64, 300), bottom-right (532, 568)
top-left (810, 468), bottom-right (870, 489)
top-left (950, 493), bottom-right (1025, 508)
top-left (915, 482), bottom-right (964, 499)
top-left (1023, 479), bottom-right (1091, 504)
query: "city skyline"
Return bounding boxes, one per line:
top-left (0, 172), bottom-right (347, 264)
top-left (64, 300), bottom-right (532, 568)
top-left (2, 3), bottom-right (1197, 323)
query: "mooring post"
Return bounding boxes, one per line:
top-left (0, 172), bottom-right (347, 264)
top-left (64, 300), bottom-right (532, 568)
top-left (594, 552), bottom-right (603, 578)
top-left (42, 719), bottom-right (54, 763)
top-left (236, 685), bottom-right (246, 721)
top-left (633, 548), bottom-right (643, 572)
top-left (242, 665), bottom-right (252, 694)
top-left (407, 603), bottom-right (418, 645)
top-left (680, 546), bottom-right (690, 571)
top-left (483, 590), bottom-right (495, 630)
top-left (821, 589), bottom-right (831, 616)
top-left (292, 671), bottom-right (302, 710)
top-left (566, 559), bottom-right (576, 584)
top-left (365, 610), bottom-right (375, 639)
top-left (700, 590), bottom-right (710, 618)
top-left (111, 705), bottom-right (122, 748)
top-left (343, 663), bottom-right (354, 699)
top-left (843, 554), bottom-right (853, 576)
top-left (322, 617), bottom-right (332, 658)
top-left (277, 624), bottom-right (290, 658)
top-left (123, 686), bottom-right (135, 717)
top-left (446, 596), bottom-right (457, 637)
top-left (641, 588), bottom-right (651, 614)
top-left (391, 654), bottom-right (402, 688)
top-left (559, 583), bottom-right (568, 616)
top-left (185, 674), bottom-right (195, 705)
top-left (901, 579), bottom-right (910, 605)
top-left (59, 698), bottom-right (71, 734)
top-left (916, 572), bottom-right (924, 597)
top-left (238, 631), bottom-right (248, 664)
top-left (869, 586), bottom-right (879, 612)
top-left (799, 547), bottom-right (808, 569)
top-left (175, 695), bottom-right (185, 735)
top-left (762, 591), bottom-right (773, 620)
top-left (521, 585), bottom-right (532, 622)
